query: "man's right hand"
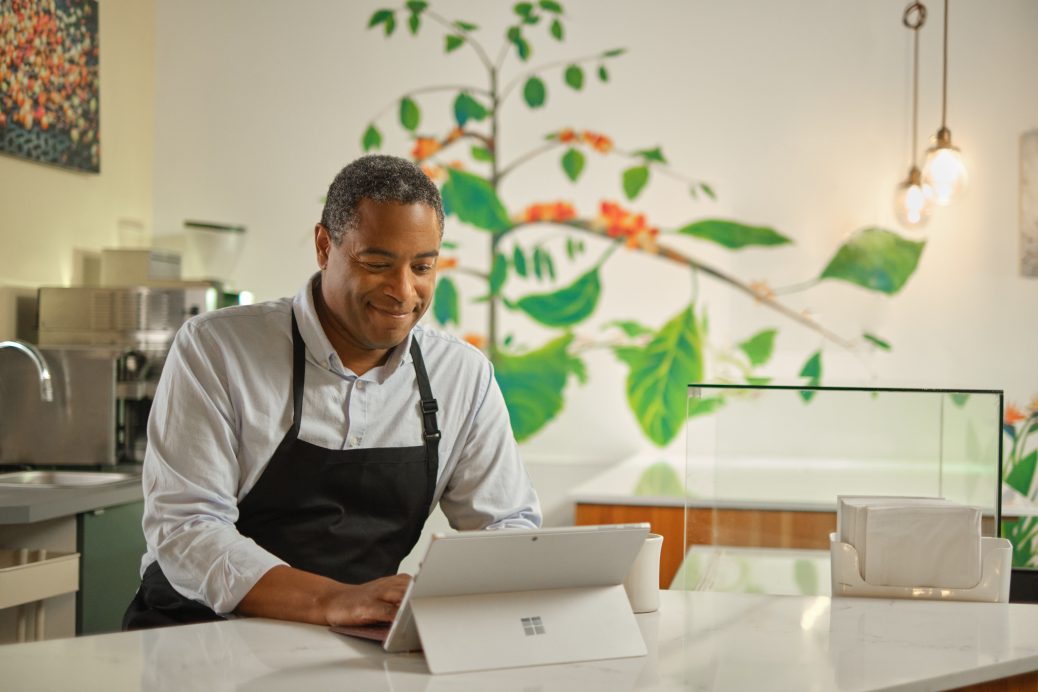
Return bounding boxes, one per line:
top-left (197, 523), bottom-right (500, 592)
top-left (236, 565), bottom-right (413, 627)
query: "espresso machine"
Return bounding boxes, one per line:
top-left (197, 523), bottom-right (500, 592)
top-left (0, 286), bottom-right (212, 467)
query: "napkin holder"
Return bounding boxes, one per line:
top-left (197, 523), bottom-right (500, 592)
top-left (829, 533), bottom-right (1012, 603)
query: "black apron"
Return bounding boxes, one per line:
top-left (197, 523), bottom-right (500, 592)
top-left (123, 311), bottom-right (440, 630)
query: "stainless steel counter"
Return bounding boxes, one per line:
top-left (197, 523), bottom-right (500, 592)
top-left (0, 471), bottom-right (143, 524)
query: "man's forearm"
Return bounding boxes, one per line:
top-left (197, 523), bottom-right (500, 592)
top-left (235, 565), bottom-right (412, 627)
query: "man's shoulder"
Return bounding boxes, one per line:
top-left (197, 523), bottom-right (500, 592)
top-left (181, 297), bottom-right (293, 346)
top-left (412, 323), bottom-right (489, 373)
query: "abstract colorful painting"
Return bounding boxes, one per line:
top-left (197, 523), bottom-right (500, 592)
top-left (0, 0), bottom-right (99, 172)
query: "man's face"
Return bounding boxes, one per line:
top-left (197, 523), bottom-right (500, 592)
top-left (316, 199), bottom-right (440, 351)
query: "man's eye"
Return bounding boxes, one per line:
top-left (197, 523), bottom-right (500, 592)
top-left (414, 264), bottom-right (434, 273)
top-left (365, 263), bottom-right (389, 270)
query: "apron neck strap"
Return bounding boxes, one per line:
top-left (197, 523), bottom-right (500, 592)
top-left (288, 310), bottom-right (306, 437)
top-left (410, 336), bottom-right (440, 514)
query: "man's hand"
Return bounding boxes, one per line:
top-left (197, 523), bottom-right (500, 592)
top-left (325, 573), bottom-right (412, 627)
top-left (236, 565), bottom-right (412, 627)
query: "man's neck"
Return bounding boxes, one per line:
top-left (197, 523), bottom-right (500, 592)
top-left (311, 277), bottom-right (393, 377)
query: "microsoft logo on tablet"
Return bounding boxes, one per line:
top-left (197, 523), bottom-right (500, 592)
top-left (521, 616), bottom-right (545, 636)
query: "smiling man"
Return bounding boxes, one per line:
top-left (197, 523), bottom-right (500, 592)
top-left (123, 155), bottom-right (541, 630)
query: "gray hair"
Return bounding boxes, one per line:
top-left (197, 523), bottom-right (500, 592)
top-left (320, 155), bottom-right (445, 244)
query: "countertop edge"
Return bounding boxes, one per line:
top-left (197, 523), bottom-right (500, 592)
top-left (0, 481), bottom-right (144, 524)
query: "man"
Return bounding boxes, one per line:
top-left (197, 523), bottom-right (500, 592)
top-left (123, 155), bottom-right (541, 630)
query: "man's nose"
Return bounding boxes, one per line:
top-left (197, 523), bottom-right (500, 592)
top-left (383, 266), bottom-right (417, 304)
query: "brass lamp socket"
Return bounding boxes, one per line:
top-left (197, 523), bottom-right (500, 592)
top-left (935, 127), bottom-right (952, 148)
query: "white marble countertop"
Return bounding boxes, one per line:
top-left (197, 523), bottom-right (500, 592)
top-left (3, 590), bottom-right (1038, 691)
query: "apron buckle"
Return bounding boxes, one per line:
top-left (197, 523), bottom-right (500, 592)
top-left (421, 399), bottom-right (439, 414)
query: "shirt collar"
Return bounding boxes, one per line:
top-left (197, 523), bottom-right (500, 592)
top-left (292, 272), bottom-right (415, 381)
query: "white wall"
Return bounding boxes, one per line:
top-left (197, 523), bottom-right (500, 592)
top-left (0, 0), bottom-right (156, 288)
top-left (152, 1), bottom-right (1038, 480)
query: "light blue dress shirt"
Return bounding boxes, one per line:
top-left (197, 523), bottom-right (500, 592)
top-left (140, 272), bottom-right (541, 614)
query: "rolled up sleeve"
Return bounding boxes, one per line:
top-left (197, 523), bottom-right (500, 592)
top-left (142, 324), bottom-right (286, 615)
top-left (438, 359), bottom-right (542, 531)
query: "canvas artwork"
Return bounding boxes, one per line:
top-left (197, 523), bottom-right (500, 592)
top-left (0, 0), bottom-right (99, 172)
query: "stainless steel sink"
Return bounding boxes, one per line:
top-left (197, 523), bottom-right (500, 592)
top-left (0, 471), bottom-right (140, 488)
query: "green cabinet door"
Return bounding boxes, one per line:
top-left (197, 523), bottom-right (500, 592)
top-left (76, 500), bottom-right (147, 635)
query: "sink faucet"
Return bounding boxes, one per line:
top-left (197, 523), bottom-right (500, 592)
top-left (0, 341), bottom-right (53, 402)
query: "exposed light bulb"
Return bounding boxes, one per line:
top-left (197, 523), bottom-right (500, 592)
top-left (922, 127), bottom-right (968, 205)
top-left (894, 166), bottom-right (933, 229)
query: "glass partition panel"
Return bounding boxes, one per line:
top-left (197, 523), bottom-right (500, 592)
top-left (680, 385), bottom-right (1003, 593)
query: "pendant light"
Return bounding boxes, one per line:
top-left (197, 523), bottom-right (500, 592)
top-left (921, 0), bottom-right (968, 205)
top-left (894, 2), bottom-right (933, 230)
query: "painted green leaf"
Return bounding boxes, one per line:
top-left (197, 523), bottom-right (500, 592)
top-left (368, 9), bottom-right (394, 31)
top-left (603, 48), bottom-right (625, 57)
top-left (626, 304), bottom-right (705, 446)
top-left (635, 147), bottom-right (666, 163)
top-left (532, 247), bottom-right (543, 280)
top-left (440, 169), bottom-right (512, 232)
top-left (1007, 451), bottom-right (1038, 496)
top-left (446, 34), bottom-right (465, 52)
top-left (494, 335), bottom-right (583, 442)
top-left (399, 97), bottom-right (420, 131)
top-left (543, 250), bottom-right (555, 280)
top-left (950, 393), bottom-right (970, 407)
top-left (523, 77), bottom-right (546, 108)
top-left (676, 220), bottom-right (792, 250)
top-left (361, 124), bottom-right (382, 152)
top-left (513, 245), bottom-right (528, 277)
top-left (454, 20), bottom-right (478, 31)
top-left (604, 320), bottom-right (654, 338)
top-left (688, 396), bottom-right (726, 419)
top-left (799, 350), bottom-right (822, 402)
top-left (471, 146), bottom-right (494, 162)
top-left (511, 267), bottom-right (601, 328)
top-left (433, 276), bottom-right (459, 326)
top-left (405, 1), bottom-right (428, 12)
top-left (739, 329), bottom-right (777, 367)
top-left (688, 186), bottom-right (698, 200)
top-left (598, 65), bottom-right (608, 82)
top-left (566, 237), bottom-right (575, 260)
top-left (514, 2), bottom-right (534, 17)
top-left (561, 147), bottom-right (585, 182)
top-left (633, 462), bottom-right (684, 497)
top-left (384, 14), bottom-right (397, 35)
top-left (408, 12), bottom-right (420, 34)
top-left (794, 560), bottom-right (819, 596)
top-left (489, 252), bottom-right (509, 295)
top-left (550, 18), bottom-right (563, 40)
top-left (622, 166), bottom-right (649, 200)
top-left (820, 228), bottom-right (925, 296)
top-left (539, 0), bottom-right (563, 12)
top-left (612, 346), bottom-right (642, 368)
top-left (700, 183), bottom-right (716, 199)
top-left (453, 92), bottom-right (487, 126)
top-left (564, 65), bottom-right (584, 90)
top-left (508, 27), bottom-right (531, 61)
top-left (863, 333), bottom-right (891, 350)
top-left (441, 240), bottom-right (458, 249)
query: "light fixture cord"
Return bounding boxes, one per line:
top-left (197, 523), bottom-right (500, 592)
top-left (903, 3), bottom-right (927, 168)
top-left (941, 0), bottom-right (948, 130)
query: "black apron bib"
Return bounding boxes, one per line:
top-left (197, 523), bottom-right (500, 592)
top-left (123, 311), bottom-right (440, 630)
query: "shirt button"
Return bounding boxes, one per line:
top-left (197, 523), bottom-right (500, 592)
top-left (321, 360), bottom-right (329, 369)
top-left (348, 438), bottom-right (360, 447)
top-left (355, 380), bottom-right (364, 391)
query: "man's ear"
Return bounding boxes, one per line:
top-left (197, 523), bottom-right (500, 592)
top-left (315, 224), bottom-right (332, 270)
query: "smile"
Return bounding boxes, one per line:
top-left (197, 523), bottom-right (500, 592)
top-left (371, 305), bottom-right (412, 320)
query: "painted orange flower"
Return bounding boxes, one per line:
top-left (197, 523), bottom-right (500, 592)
top-left (437, 257), bottom-right (458, 272)
top-left (558, 128), bottom-right (580, 144)
top-left (412, 138), bottom-right (441, 161)
top-left (447, 160), bottom-right (465, 170)
top-left (749, 280), bottom-right (775, 302)
top-left (516, 201), bottom-right (577, 224)
top-left (582, 131), bottom-right (613, 154)
top-left (463, 333), bottom-right (488, 351)
top-left (421, 164), bottom-right (447, 183)
top-left (596, 201), bottom-right (658, 248)
top-left (1006, 404), bottom-right (1027, 426)
top-left (1029, 395), bottom-right (1038, 414)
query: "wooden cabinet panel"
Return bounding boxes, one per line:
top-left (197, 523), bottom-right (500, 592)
top-left (576, 503), bottom-right (838, 589)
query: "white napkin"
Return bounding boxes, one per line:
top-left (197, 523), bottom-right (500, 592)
top-left (837, 496), bottom-right (949, 575)
top-left (861, 504), bottom-right (982, 589)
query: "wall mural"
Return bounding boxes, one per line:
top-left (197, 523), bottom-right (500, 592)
top-left (358, 1), bottom-right (926, 449)
top-left (0, 0), bottom-right (100, 172)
